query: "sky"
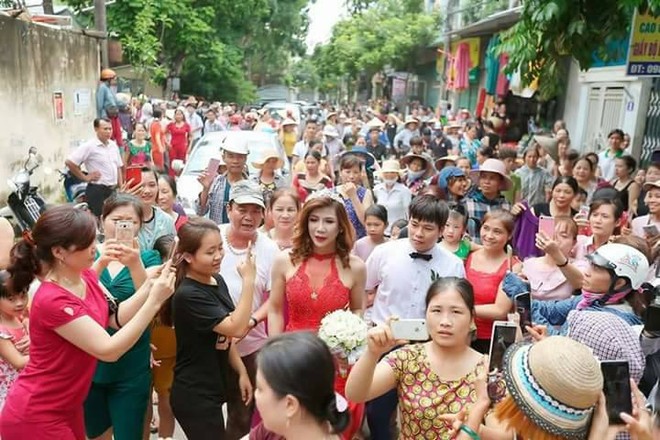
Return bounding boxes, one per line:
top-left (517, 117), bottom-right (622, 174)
top-left (305, 0), bottom-right (346, 53)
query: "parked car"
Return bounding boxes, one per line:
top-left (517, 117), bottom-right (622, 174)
top-left (263, 101), bottom-right (303, 123)
top-left (174, 131), bottom-right (290, 216)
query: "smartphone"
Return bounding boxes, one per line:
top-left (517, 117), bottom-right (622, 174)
top-left (538, 216), bottom-right (555, 238)
top-left (488, 321), bottom-right (518, 373)
top-left (167, 236), bottom-right (180, 264)
top-left (114, 220), bottom-right (134, 246)
top-left (514, 292), bottom-right (533, 334)
top-left (206, 158), bottom-right (221, 178)
top-left (125, 167), bottom-right (142, 187)
top-left (391, 319), bottom-right (429, 341)
top-left (643, 224), bottom-right (660, 237)
top-left (644, 303), bottom-right (660, 334)
top-left (601, 360), bottom-right (632, 425)
top-left (620, 211), bottom-right (630, 228)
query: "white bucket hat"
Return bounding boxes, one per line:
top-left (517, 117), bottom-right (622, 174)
top-left (222, 137), bottom-right (249, 155)
top-left (469, 158), bottom-right (512, 190)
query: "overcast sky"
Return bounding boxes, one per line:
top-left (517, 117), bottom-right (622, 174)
top-left (305, 0), bottom-right (346, 53)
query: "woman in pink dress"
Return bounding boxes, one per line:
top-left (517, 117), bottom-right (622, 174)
top-left (269, 191), bottom-right (366, 439)
top-left (166, 108), bottom-right (191, 163)
top-left (0, 205), bottom-right (176, 440)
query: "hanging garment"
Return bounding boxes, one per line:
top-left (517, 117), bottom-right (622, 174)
top-left (452, 43), bottom-right (471, 91)
top-left (496, 53), bottom-right (510, 97)
top-left (485, 36), bottom-right (500, 95)
top-left (512, 201), bottom-right (542, 260)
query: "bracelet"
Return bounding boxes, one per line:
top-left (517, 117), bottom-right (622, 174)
top-left (459, 424), bottom-right (480, 440)
top-left (557, 257), bottom-right (569, 268)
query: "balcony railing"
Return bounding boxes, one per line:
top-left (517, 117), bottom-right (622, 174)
top-left (446, 0), bottom-right (520, 31)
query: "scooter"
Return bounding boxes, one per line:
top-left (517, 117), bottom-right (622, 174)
top-left (60, 168), bottom-right (87, 203)
top-left (0, 147), bottom-right (48, 232)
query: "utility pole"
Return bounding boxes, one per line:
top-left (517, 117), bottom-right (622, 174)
top-left (94, 0), bottom-right (108, 68)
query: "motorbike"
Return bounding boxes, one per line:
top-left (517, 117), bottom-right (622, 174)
top-left (60, 168), bottom-right (87, 204)
top-left (0, 147), bottom-right (48, 232)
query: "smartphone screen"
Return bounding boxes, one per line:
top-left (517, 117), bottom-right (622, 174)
top-left (538, 216), bottom-right (555, 238)
top-left (488, 322), bottom-right (517, 372)
top-left (620, 211), bottom-right (630, 228)
top-left (643, 224), bottom-right (659, 237)
top-left (207, 158), bottom-right (221, 178)
top-left (125, 167), bottom-right (142, 187)
top-left (601, 361), bottom-right (632, 424)
top-left (515, 293), bottom-right (532, 334)
top-left (644, 304), bottom-right (660, 334)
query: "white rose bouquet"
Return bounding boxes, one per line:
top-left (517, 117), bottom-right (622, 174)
top-left (318, 310), bottom-right (368, 377)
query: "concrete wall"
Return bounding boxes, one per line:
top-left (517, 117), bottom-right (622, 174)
top-left (0, 15), bottom-right (99, 201)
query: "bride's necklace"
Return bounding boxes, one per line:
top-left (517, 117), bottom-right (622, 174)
top-left (308, 253), bottom-right (335, 300)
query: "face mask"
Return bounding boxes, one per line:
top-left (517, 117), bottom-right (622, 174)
top-left (383, 177), bottom-right (398, 185)
top-left (408, 169), bottom-right (425, 180)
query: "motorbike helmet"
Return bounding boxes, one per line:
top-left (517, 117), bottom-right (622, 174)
top-left (100, 68), bottom-right (117, 81)
top-left (586, 243), bottom-right (649, 290)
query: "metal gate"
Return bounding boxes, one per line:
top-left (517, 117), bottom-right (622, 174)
top-left (641, 78), bottom-right (660, 165)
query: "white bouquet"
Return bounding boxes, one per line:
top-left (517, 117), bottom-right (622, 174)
top-left (318, 310), bottom-right (368, 377)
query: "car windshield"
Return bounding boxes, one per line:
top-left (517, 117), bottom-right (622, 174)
top-left (184, 135), bottom-right (283, 175)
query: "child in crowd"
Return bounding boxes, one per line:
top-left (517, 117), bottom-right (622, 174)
top-left (498, 148), bottom-right (520, 204)
top-left (440, 206), bottom-right (478, 260)
top-left (0, 271), bottom-right (29, 411)
top-left (515, 144), bottom-right (553, 206)
top-left (389, 219), bottom-right (408, 240)
top-left (353, 205), bottom-right (388, 261)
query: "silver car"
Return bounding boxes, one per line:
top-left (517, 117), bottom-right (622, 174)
top-left (175, 131), bottom-right (290, 216)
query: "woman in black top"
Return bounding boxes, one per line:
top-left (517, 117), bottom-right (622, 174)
top-left (612, 155), bottom-right (641, 214)
top-left (532, 176), bottom-right (579, 218)
top-left (168, 217), bottom-right (256, 440)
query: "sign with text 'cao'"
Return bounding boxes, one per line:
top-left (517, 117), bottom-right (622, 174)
top-left (627, 8), bottom-right (660, 76)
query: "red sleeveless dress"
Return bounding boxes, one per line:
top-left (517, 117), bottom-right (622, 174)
top-left (284, 254), bottom-right (364, 440)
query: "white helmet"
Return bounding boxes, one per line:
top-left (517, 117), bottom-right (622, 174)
top-left (587, 243), bottom-right (649, 290)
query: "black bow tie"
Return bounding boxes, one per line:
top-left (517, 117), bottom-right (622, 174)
top-left (409, 252), bottom-right (432, 261)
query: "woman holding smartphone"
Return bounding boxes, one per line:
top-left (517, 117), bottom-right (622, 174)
top-left (631, 180), bottom-right (660, 240)
top-left (84, 194), bottom-right (162, 440)
top-left (346, 278), bottom-right (505, 440)
top-left (169, 218), bottom-right (256, 439)
top-left (0, 205), bottom-right (176, 440)
top-left (467, 210), bottom-right (520, 353)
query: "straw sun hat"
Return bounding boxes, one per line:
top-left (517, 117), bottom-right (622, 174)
top-left (501, 336), bottom-right (603, 439)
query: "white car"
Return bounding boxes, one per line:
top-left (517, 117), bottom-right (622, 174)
top-left (175, 131), bottom-right (290, 216)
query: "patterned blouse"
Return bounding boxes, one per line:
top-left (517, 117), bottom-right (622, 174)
top-left (384, 344), bottom-right (486, 440)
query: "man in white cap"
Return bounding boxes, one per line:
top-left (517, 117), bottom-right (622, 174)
top-left (392, 117), bottom-right (419, 156)
top-left (196, 138), bottom-right (248, 224)
top-left (323, 124), bottom-right (344, 175)
top-left (220, 180), bottom-right (279, 439)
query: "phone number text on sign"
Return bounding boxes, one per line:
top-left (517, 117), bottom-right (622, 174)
top-left (626, 8), bottom-right (660, 77)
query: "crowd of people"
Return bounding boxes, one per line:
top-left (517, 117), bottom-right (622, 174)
top-left (0, 67), bottom-right (659, 440)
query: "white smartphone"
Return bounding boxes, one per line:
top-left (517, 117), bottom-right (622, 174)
top-left (391, 319), bottom-right (429, 341)
top-left (488, 321), bottom-right (518, 372)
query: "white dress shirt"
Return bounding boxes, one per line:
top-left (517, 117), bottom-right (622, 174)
top-left (366, 238), bottom-right (465, 325)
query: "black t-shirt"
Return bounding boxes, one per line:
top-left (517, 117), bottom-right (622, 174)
top-left (532, 203), bottom-right (577, 217)
top-left (429, 137), bottom-right (452, 160)
top-left (172, 275), bottom-right (235, 398)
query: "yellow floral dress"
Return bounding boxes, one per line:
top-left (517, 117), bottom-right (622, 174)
top-left (384, 344), bottom-right (486, 440)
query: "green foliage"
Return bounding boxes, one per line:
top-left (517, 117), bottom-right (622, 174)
top-left (61, 0), bottom-right (309, 102)
top-left (312, 0), bottom-right (440, 94)
top-left (496, 0), bottom-right (660, 100)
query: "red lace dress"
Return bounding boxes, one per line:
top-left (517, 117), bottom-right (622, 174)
top-left (285, 253), bottom-right (364, 440)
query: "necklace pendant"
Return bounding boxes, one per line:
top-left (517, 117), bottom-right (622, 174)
top-left (311, 291), bottom-right (318, 300)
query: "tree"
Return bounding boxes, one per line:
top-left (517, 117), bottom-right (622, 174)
top-left (62, 0), bottom-right (309, 102)
top-left (312, 0), bottom-right (440, 97)
top-left (496, 0), bottom-right (660, 100)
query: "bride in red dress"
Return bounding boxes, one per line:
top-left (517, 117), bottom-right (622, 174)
top-left (268, 191), bottom-right (366, 439)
